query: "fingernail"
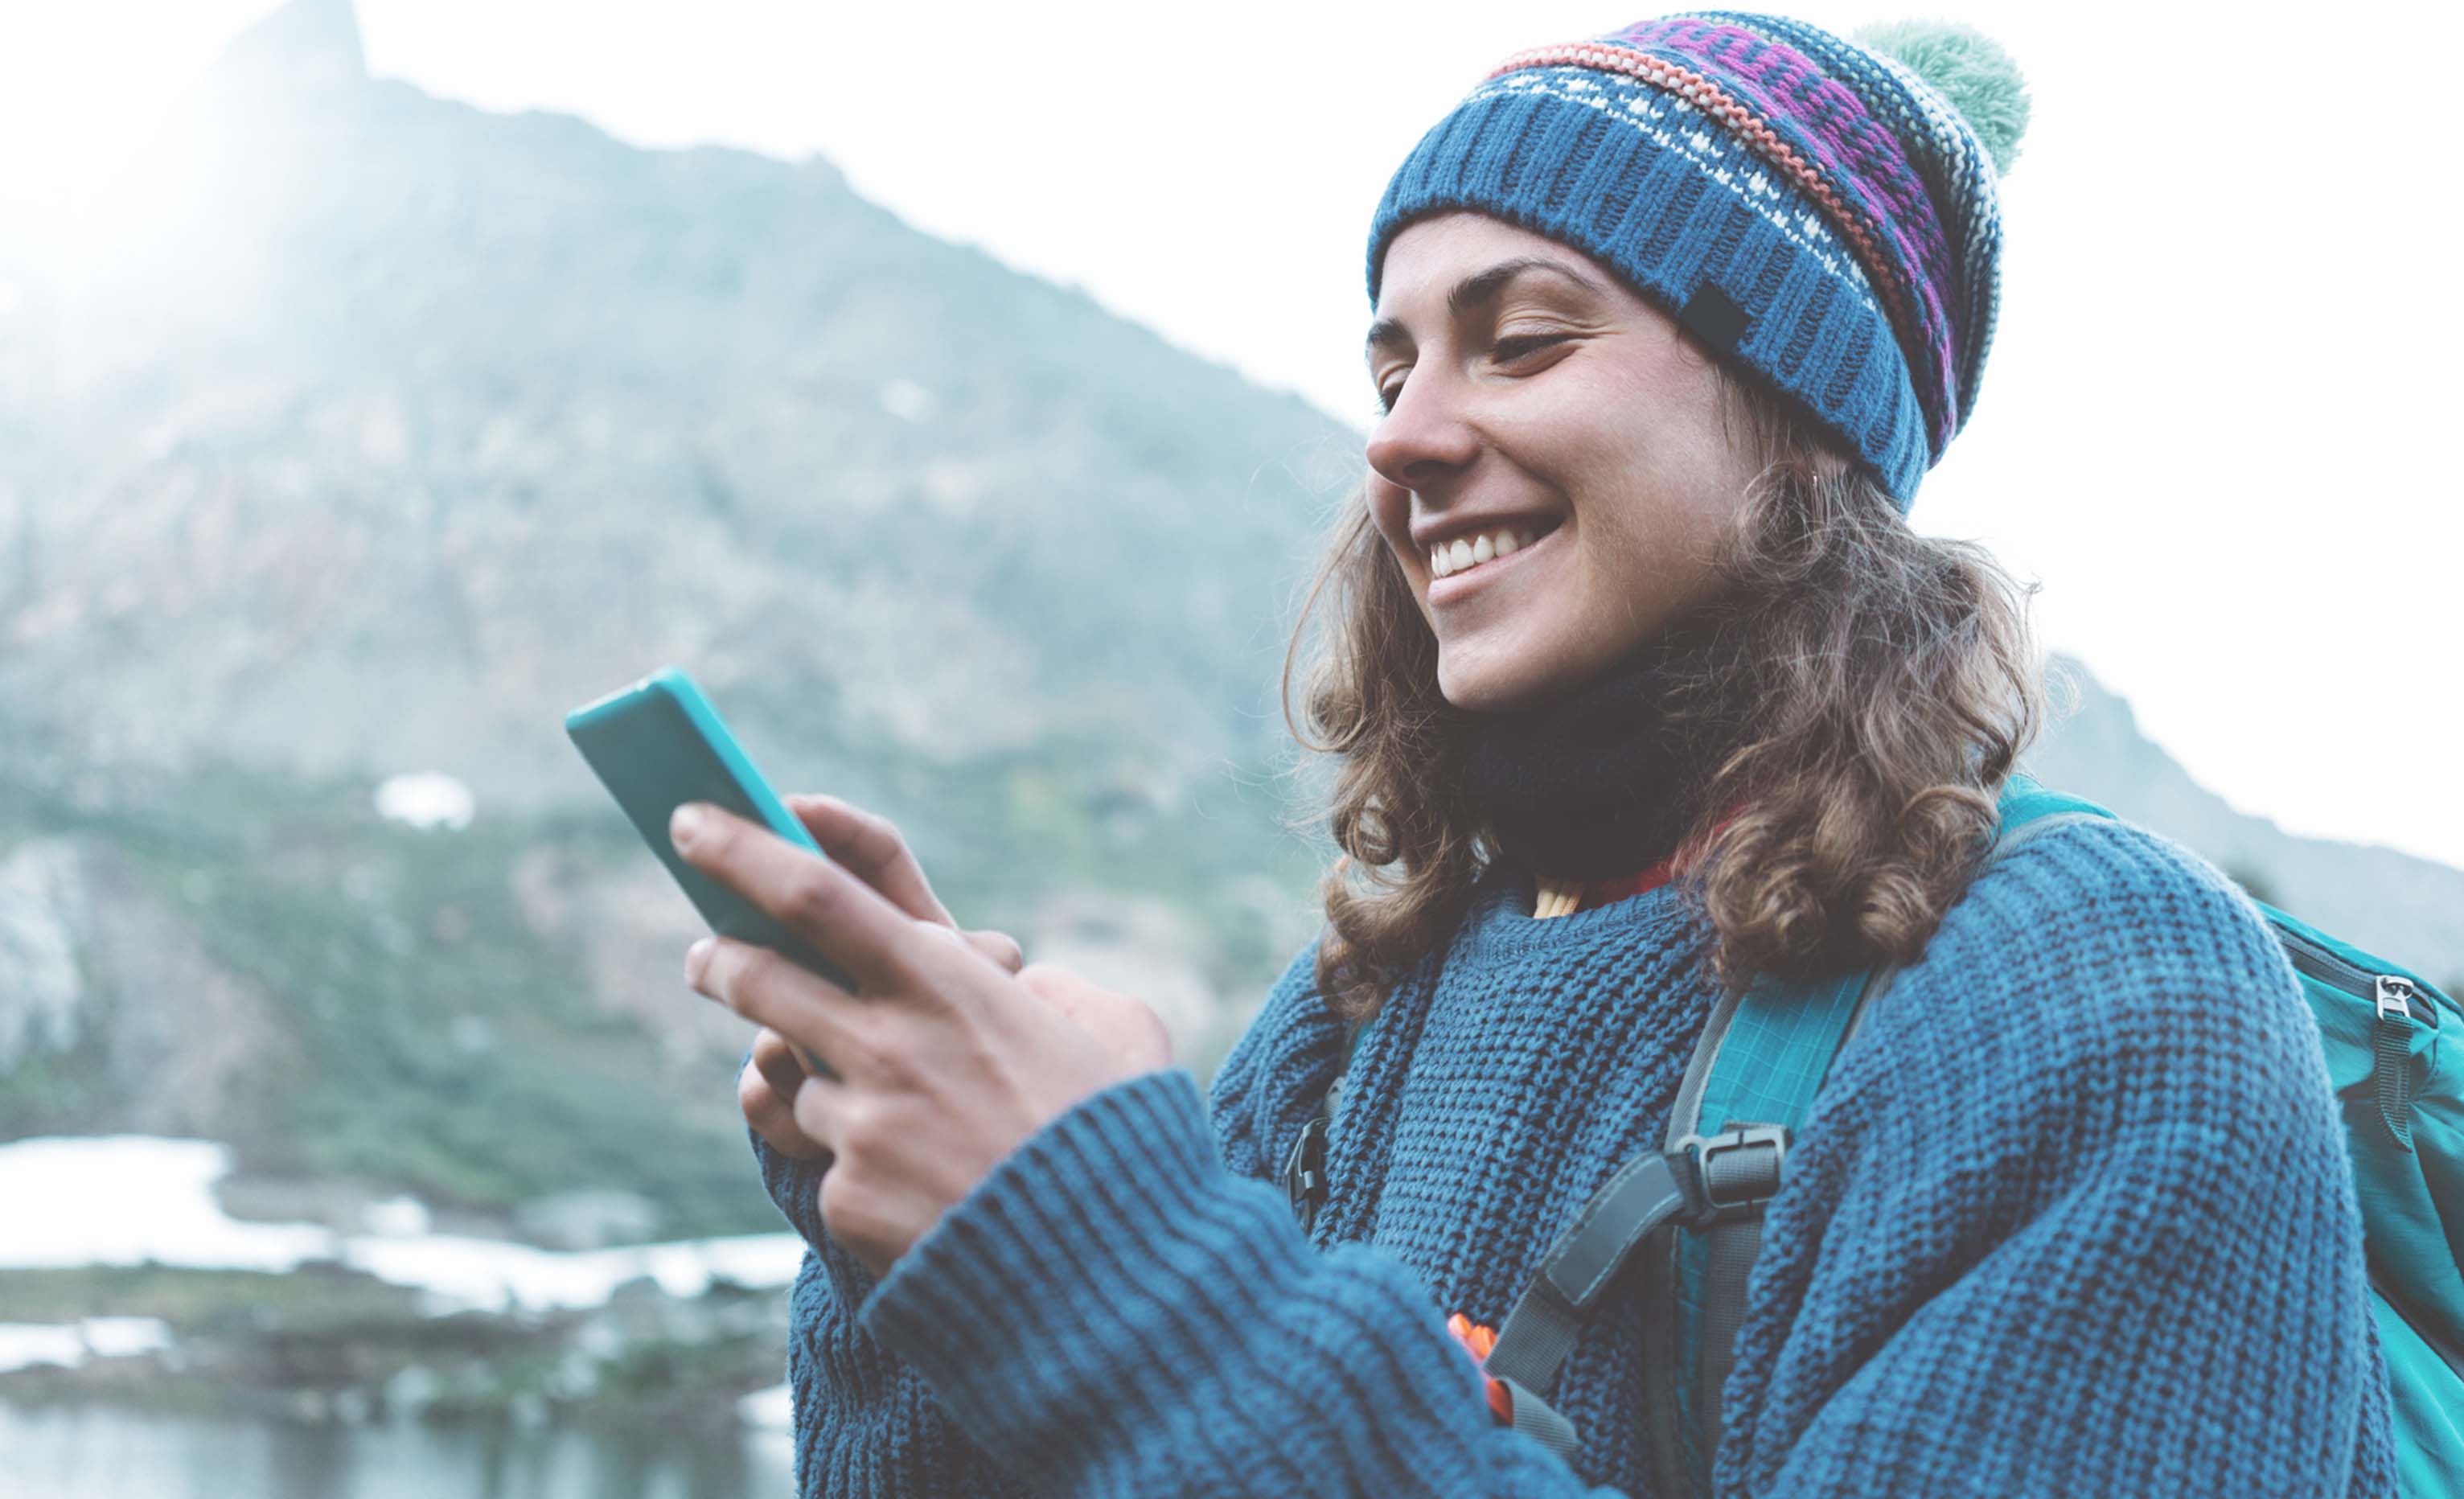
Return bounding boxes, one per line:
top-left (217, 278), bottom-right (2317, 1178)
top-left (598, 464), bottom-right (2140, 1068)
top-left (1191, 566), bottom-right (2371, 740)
top-left (670, 803), bottom-right (708, 849)
top-left (685, 936), bottom-right (714, 984)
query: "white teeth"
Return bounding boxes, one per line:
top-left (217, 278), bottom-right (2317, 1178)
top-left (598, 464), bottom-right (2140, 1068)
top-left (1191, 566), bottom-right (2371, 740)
top-left (1430, 524), bottom-right (1546, 579)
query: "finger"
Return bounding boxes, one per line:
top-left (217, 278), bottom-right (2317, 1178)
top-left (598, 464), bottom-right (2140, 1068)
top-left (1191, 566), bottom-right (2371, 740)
top-left (913, 922), bottom-right (1022, 978)
top-left (690, 933), bottom-right (870, 1076)
top-left (751, 1026), bottom-right (809, 1099)
top-left (1018, 962), bottom-right (1175, 1070)
top-left (672, 805), bottom-right (929, 995)
top-left (737, 1051), bottom-right (824, 1160)
top-left (788, 1068), bottom-right (852, 1157)
top-left (966, 928), bottom-right (1024, 975)
top-left (784, 794), bottom-right (955, 928)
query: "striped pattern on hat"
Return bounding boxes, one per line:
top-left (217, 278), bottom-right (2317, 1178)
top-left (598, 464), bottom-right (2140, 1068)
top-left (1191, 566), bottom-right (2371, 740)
top-left (1365, 13), bottom-right (2026, 507)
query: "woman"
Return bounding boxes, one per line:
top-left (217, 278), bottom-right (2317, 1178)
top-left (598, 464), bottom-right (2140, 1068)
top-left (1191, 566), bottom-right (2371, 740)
top-left (680, 13), bottom-right (2396, 1496)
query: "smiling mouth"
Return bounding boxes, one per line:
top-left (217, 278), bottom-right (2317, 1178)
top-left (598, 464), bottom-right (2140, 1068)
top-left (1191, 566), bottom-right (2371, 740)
top-left (1428, 518), bottom-right (1563, 585)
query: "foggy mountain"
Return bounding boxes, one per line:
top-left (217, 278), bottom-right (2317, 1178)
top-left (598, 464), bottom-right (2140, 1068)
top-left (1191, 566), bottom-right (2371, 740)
top-left (0, 0), bottom-right (2451, 1234)
top-left (0, 0), bottom-right (1358, 809)
top-left (2023, 659), bottom-right (2464, 984)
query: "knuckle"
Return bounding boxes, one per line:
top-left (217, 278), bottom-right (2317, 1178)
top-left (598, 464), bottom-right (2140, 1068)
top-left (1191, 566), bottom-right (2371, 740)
top-left (840, 806), bottom-right (894, 864)
top-left (870, 1042), bottom-right (922, 1093)
top-left (817, 1008), bottom-right (876, 1075)
top-left (788, 1077), bottom-right (831, 1140)
top-left (783, 866), bottom-right (845, 930)
top-left (737, 1060), bottom-right (772, 1115)
top-left (835, 1094), bottom-right (888, 1158)
top-left (816, 1167), bottom-right (863, 1233)
top-left (840, 1011), bottom-right (908, 1084)
top-left (975, 929), bottom-right (1025, 971)
top-left (820, 1188), bottom-right (889, 1263)
top-left (724, 947), bottom-right (781, 1013)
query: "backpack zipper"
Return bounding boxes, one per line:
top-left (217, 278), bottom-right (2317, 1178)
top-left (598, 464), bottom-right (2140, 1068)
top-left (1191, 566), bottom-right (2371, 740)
top-left (2271, 922), bottom-right (2425, 1150)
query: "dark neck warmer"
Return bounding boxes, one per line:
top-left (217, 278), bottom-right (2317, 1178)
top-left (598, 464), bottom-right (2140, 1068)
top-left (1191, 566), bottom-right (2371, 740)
top-left (1460, 610), bottom-right (1760, 884)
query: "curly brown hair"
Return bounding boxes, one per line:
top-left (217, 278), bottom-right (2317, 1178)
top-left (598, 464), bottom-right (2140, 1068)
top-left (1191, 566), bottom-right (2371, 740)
top-left (1279, 366), bottom-right (2051, 1022)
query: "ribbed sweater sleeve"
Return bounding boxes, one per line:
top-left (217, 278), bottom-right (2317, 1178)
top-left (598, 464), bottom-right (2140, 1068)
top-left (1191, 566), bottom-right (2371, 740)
top-left (856, 1066), bottom-right (1632, 1498)
top-left (846, 936), bottom-right (1635, 1497)
top-left (749, 1075), bottom-right (1037, 1497)
top-left (1713, 817), bottom-right (2397, 1497)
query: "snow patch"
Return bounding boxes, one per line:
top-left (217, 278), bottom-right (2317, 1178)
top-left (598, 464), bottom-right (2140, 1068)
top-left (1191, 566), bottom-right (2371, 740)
top-left (374, 772), bottom-right (474, 831)
top-left (0, 1316), bottom-right (173, 1374)
top-left (0, 1136), bottom-right (804, 1314)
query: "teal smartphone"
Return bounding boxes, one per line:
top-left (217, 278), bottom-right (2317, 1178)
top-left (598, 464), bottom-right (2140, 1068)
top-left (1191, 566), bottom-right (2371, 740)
top-left (565, 665), bottom-right (843, 1078)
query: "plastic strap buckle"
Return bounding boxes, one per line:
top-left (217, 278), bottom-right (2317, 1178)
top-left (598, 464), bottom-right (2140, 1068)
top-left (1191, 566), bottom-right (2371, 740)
top-left (1283, 1115), bottom-right (1329, 1224)
top-left (1676, 1125), bottom-right (1789, 1218)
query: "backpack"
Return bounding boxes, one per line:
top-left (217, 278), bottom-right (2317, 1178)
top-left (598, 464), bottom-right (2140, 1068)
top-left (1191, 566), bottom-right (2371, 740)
top-left (1283, 771), bottom-right (2464, 1494)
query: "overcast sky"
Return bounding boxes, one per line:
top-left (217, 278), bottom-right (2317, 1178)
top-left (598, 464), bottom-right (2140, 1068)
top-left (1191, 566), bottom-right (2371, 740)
top-left (4, 0), bottom-right (2462, 869)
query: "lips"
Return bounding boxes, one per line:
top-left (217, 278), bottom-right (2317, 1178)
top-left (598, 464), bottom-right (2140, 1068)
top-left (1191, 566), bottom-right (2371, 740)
top-left (1427, 519), bottom-right (1561, 602)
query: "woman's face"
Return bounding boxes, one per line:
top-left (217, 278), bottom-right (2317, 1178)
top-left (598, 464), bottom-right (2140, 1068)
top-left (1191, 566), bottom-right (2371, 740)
top-left (1363, 212), bottom-right (1762, 713)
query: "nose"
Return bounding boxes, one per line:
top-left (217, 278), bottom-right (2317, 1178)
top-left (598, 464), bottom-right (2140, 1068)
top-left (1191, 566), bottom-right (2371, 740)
top-left (1364, 364), bottom-right (1480, 494)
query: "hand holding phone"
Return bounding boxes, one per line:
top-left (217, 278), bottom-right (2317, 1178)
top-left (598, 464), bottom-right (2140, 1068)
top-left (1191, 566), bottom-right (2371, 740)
top-left (565, 667), bottom-right (1021, 1084)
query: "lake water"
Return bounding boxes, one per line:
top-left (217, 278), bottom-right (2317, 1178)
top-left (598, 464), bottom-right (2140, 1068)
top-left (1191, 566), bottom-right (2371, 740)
top-left (0, 1134), bottom-right (810, 1493)
top-left (0, 1402), bottom-right (798, 1498)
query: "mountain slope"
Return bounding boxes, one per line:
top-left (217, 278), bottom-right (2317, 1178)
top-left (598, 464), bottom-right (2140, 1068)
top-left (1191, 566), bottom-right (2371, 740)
top-left (0, 0), bottom-right (2452, 1239)
top-left (0, 0), bottom-right (1359, 814)
top-left (2027, 655), bottom-right (2462, 986)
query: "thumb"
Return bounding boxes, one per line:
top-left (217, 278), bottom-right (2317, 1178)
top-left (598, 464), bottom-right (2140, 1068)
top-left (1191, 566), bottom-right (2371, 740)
top-left (1016, 960), bottom-right (1096, 1008)
top-left (1018, 963), bottom-right (1174, 1069)
top-left (914, 920), bottom-right (1025, 975)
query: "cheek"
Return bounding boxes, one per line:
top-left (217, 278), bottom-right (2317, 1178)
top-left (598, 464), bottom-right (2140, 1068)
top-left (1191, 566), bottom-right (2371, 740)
top-left (1365, 480), bottom-right (1417, 566)
top-left (1567, 377), bottom-right (1737, 542)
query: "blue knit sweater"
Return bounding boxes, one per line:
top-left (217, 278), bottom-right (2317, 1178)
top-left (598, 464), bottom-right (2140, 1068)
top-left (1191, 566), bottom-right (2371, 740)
top-left (751, 815), bottom-right (2398, 1496)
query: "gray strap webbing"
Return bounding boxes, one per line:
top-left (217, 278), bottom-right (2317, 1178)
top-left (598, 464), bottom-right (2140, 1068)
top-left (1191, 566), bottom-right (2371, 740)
top-left (1665, 984), bottom-right (1751, 1155)
top-left (1497, 1377), bottom-right (1580, 1464)
top-left (1485, 1152), bottom-right (1694, 1394)
top-left (1636, 1227), bottom-right (1688, 1499)
top-left (1662, 800), bottom-right (2113, 1482)
top-left (1484, 1287), bottom-right (1583, 1401)
top-left (1694, 1217), bottom-right (1761, 1462)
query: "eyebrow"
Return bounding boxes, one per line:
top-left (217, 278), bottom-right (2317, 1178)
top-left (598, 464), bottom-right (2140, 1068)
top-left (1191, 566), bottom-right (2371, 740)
top-left (1363, 256), bottom-right (1609, 363)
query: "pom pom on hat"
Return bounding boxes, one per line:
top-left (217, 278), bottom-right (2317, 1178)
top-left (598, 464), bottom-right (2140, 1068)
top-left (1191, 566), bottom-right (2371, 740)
top-left (1851, 19), bottom-right (2031, 175)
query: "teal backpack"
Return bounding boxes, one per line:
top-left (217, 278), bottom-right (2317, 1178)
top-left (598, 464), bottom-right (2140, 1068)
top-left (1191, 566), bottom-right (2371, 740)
top-left (1283, 771), bottom-right (2464, 1493)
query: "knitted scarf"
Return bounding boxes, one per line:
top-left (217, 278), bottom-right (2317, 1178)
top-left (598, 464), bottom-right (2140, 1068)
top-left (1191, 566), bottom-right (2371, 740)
top-left (1460, 610), bottom-right (1760, 884)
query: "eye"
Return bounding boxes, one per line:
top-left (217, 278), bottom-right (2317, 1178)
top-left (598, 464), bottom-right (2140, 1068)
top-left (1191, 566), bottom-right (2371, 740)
top-left (1374, 333), bottom-right (1572, 414)
top-left (1493, 331), bottom-right (1573, 363)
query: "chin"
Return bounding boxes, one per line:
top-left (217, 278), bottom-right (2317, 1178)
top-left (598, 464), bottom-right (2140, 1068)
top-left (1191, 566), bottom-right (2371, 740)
top-left (1437, 647), bottom-right (1575, 715)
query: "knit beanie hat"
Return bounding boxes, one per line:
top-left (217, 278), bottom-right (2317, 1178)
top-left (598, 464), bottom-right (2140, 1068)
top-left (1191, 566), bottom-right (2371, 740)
top-left (1365, 13), bottom-right (2030, 507)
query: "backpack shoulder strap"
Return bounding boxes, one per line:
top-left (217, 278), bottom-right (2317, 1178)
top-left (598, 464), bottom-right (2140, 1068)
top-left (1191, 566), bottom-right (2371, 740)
top-left (1646, 770), bottom-right (2118, 1491)
top-left (1639, 965), bottom-right (1875, 1493)
top-left (1489, 773), bottom-right (2120, 1489)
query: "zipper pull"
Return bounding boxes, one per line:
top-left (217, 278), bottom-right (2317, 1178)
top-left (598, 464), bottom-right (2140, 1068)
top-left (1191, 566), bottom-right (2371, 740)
top-left (2372, 975), bottom-right (2419, 1152)
top-left (2376, 975), bottom-right (2417, 1022)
